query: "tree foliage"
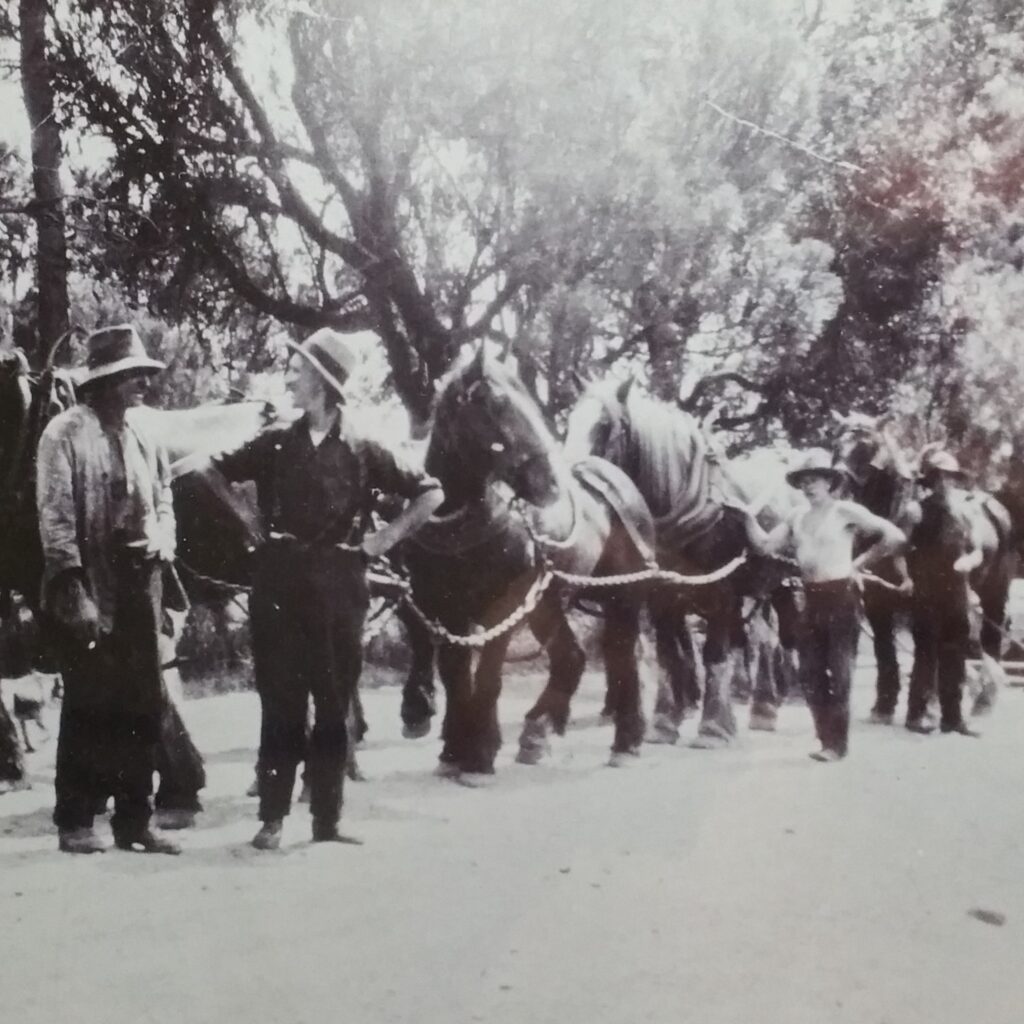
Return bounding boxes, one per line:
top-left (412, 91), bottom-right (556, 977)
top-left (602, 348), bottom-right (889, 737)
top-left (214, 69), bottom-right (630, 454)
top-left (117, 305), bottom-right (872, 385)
top-left (0, 0), bottom-right (1017, 458)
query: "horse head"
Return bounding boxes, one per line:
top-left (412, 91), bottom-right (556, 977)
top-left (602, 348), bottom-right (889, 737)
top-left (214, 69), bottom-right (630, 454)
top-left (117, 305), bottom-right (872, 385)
top-left (431, 346), bottom-right (560, 505)
top-left (563, 377), bottom-right (634, 468)
top-left (830, 410), bottom-right (883, 489)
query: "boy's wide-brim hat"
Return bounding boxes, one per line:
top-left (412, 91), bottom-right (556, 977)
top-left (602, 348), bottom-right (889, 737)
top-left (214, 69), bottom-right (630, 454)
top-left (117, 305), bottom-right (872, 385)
top-left (80, 324), bottom-right (165, 385)
top-left (785, 449), bottom-right (847, 489)
top-left (284, 328), bottom-right (359, 397)
top-left (918, 450), bottom-right (966, 481)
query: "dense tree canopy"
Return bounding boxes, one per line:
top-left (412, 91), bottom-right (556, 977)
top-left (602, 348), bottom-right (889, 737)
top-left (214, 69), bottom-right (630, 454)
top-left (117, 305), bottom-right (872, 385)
top-left (2, 0), bottom-right (1022, 456)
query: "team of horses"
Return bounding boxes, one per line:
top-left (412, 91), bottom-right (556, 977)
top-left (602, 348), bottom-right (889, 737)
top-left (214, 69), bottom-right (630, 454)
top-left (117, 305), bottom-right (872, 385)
top-left (0, 342), bottom-right (1019, 790)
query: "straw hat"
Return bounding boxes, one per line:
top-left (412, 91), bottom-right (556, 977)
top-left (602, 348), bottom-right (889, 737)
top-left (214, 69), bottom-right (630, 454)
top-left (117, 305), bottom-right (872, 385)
top-left (79, 325), bottom-right (165, 385)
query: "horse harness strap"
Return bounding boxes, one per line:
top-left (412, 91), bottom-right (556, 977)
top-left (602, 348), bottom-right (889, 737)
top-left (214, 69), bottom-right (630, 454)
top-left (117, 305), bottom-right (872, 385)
top-left (570, 462), bottom-right (656, 565)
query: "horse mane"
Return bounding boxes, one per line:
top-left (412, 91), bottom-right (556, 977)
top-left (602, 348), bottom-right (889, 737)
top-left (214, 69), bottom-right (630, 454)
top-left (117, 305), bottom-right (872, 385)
top-left (585, 380), bottom-right (711, 524)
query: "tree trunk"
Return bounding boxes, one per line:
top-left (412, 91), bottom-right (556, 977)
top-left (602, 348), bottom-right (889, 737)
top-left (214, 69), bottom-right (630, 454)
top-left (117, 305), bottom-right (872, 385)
top-left (19, 0), bottom-right (70, 365)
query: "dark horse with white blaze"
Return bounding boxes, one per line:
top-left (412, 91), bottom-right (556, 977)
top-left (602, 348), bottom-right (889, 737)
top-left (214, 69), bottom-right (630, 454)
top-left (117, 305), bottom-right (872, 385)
top-left (833, 415), bottom-right (1016, 719)
top-left (402, 349), bottom-right (656, 779)
top-left (564, 378), bottom-right (797, 747)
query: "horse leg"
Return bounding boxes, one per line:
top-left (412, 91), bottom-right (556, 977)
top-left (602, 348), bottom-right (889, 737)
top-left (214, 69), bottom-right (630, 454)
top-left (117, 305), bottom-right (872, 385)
top-left (460, 633), bottom-right (514, 781)
top-left (648, 591), bottom-right (696, 743)
top-left (603, 595), bottom-right (645, 764)
top-left (973, 565), bottom-right (1013, 716)
top-left (398, 603), bottom-right (437, 739)
top-left (772, 586), bottom-right (801, 703)
top-left (730, 612), bottom-right (752, 705)
top-left (691, 599), bottom-right (739, 749)
top-left (436, 642), bottom-right (473, 777)
top-left (749, 602), bottom-right (779, 732)
top-left (518, 594), bottom-right (585, 765)
top-left (865, 593), bottom-right (900, 723)
top-left (0, 698), bottom-right (27, 792)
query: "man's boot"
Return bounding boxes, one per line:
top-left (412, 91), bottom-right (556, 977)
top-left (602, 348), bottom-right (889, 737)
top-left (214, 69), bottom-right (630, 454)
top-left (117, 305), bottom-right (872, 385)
top-left (312, 818), bottom-right (363, 845)
top-left (154, 808), bottom-right (197, 830)
top-left (113, 828), bottom-right (181, 855)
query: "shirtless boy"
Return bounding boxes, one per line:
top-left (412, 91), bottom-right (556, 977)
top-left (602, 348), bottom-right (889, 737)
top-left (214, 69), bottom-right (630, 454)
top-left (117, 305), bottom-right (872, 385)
top-left (731, 450), bottom-right (906, 761)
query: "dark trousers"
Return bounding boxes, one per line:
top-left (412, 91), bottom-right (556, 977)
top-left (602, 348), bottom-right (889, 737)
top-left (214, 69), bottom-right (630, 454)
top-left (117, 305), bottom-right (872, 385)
top-left (53, 558), bottom-right (164, 838)
top-left (907, 593), bottom-right (969, 728)
top-left (154, 696), bottom-right (206, 812)
top-left (798, 580), bottom-right (860, 755)
top-left (250, 543), bottom-right (368, 827)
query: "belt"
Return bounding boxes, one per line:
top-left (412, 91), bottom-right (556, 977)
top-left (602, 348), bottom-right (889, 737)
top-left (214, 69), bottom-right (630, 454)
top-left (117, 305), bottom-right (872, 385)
top-left (803, 578), bottom-right (856, 594)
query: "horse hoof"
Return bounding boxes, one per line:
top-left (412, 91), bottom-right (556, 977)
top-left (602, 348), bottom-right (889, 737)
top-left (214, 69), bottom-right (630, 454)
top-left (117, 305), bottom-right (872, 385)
top-left (646, 724), bottom-right (680, 745)
top-left (434, 761), bottom-right (462, 779)
top-left (516, 745), bottom-right (546, 765)
top-left (456, 771), bottom-right (496, 789)
top-left (748, 712), bottom-right (777, 732)
top-left (868, 709), bottom-right (895, 726)
top-left (607, 749), bottom-right (640, 768)
top-left (346, 768), bottom-right (368, 783)
top-left (402, 720), bottom-right (432, 739)
top-left (690, 731), bottom-right (733, 750)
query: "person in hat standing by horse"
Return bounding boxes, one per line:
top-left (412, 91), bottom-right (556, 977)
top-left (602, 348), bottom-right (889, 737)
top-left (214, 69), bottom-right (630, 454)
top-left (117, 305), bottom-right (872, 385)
top-left (728, 450), bottom-right (906, 761)
top-left (904, 451), bottom-right (983, 736)
top-left (195, 328), bottom-right (443, 849)
top-left (37, 325), bottom-right (181, 854)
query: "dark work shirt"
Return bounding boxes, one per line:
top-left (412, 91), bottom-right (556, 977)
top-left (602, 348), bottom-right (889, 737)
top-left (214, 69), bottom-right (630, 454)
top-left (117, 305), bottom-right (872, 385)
top-left (908, 493), bottom-right (971, 604)
top-left (213, 415), bottom-right (433, 545)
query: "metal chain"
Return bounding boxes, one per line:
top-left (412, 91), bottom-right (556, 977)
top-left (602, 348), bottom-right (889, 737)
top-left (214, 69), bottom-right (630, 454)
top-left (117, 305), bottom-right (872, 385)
top-left (399, 570), bottom-right (555, 650)
top-left (546, 553), bottom-right (749, 590)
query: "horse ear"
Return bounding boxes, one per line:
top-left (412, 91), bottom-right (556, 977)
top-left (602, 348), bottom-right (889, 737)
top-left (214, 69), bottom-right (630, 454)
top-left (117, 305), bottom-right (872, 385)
top-left (831, 410), bottom-right (848, 426)
top-left (616, 377), bottom-right (634, 405)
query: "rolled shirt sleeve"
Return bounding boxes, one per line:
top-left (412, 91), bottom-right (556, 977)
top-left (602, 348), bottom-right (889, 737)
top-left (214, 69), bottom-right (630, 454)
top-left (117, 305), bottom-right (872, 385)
top-left (363, 440), bottom-right (439, 500)
top-left (212, 431), bottom-right (276, 485)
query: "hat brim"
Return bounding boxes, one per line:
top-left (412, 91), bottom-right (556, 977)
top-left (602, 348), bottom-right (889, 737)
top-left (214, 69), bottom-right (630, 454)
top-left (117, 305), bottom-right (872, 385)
top-left (284, 339), bottom-right (349, 397)
top-left (80, 356), bottom-right (165, 386)
top-left (786, 467), bottom-right (845, 489)
top-left (917, 468), bottom-right (967, 484)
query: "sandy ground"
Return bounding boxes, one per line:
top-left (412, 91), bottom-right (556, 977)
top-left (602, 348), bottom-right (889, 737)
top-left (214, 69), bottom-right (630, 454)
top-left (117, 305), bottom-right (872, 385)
top-left (1, 643), bottom-right (1022, 1024)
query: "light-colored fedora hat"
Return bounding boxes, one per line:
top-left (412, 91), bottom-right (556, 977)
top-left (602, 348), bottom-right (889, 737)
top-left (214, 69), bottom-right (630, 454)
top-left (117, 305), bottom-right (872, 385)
top-left (284, 328), bottom-right (359, 397)
top-left (79, 324), bottom-right (165, 385)
top-left (785, 448), bottom-right (847, 490)
top-left (918, 449), bottom-right (966, 482)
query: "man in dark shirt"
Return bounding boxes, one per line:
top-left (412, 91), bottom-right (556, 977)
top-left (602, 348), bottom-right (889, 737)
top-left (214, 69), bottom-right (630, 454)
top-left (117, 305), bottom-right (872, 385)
top-left (905, 452), bottom-right (982, 737)
top-left (201, 329), bottom-right (443, 848)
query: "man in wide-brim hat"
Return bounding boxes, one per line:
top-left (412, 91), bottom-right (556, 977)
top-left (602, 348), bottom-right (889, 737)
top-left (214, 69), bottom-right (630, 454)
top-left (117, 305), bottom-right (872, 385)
top-left (904, 448), bottom-right (982, 736)
top-left (783, 448), bottom-right (848, 492)
top-left (192, 326), bottom-right (444, 849)
top-left (917, 449), bottom-right (968, 486)
top-left (36, 324), bottom-right (181, 854)
top-left (728, 446), bottom-right (906, 762)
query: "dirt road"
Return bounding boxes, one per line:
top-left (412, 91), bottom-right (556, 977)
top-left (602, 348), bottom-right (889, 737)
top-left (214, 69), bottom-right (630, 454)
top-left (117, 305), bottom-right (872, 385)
top-left (1, 660), bottom-right (1021, 1024)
